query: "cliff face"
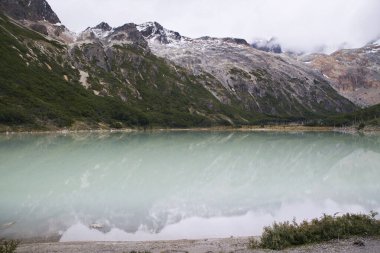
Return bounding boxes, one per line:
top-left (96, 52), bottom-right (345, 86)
top-left (0, 0), bottom-right (60, 23)
top-left (302, 42), bottom-right (380, 107)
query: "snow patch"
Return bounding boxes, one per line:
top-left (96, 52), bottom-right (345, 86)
top-left (91, 28), bottom-right (114, 39)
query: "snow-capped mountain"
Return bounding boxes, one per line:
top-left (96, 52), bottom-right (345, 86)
top-left (0, 0), bottom-right (364, 131)
top-left (136, 22), bottom-right (186, 44)
top-left (127, 22), bottom-right (355, 115)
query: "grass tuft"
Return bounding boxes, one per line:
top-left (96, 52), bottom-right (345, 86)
top-left (249, 212), bottom-right (380, 250)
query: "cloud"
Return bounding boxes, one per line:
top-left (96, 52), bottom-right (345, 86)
top-left (48, 0), bottom-right (380, 53)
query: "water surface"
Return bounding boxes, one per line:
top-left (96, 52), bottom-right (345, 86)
top-left (0, 131), bottom-right (379, 241)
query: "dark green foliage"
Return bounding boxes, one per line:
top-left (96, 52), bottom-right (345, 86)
top-left (249, 212), bottom-right (380, 250)
top-left (0, 240), bottom-right (19, 253)
top-left (306, 104), bottom-right (380, 127)
top-left (357, 122), bottom-right (366, 130)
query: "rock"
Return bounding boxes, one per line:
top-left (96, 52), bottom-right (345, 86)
top-left (304, 43), bottom-right (380, 106)
top-left (136, 22), bottom-right (182, 44)
top-left (29, 23), bottom-right (48, 35)
top-left (222, 37), bottom-right (249, 46)
top-left (0, 0), bottom-right (60, 24)
top-left (353, 240), bottom-right (365, 247)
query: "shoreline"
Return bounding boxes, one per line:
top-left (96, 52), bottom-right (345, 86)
top-left (1, 125), bottom-right (380, 135)
top-left (14, 236), bottom-right (380, 253)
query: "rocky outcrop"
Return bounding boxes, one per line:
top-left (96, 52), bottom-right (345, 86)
top-left (303, 42), bottom-right (380, 107)
top-left (136, 22), bottom-right (184, 44)
top-left (0, 0), bottom-right (60, 23)
top-left (0, 0), bottom-right (77, 44)
top-left (77, 22), bottom-right (148, 49)
top-left (94, 22), bottom-right (112, 31)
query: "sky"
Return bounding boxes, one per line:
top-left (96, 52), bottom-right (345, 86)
top-left (48, 0), bottom-right (380, 53)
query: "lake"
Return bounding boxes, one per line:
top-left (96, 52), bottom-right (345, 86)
top-left (0, 131), bottom-right (379, 242)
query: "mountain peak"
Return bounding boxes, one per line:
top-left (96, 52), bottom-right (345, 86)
top-left (137, 21), bottom-right (182, 44)
top-left (0, 0), bottom-right (60, 24)
top-left (94, 22), bottom-right (112, 31)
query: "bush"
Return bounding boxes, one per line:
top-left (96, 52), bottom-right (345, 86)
top-left (0, 108), bottom-right (33, 124)
top-left (110, 121), bottom-right (123, 129)
top-left (357, 122), bottom-right (365, 130)
top-left (249, 212), bottom-right (380, 250)
top-left (0, 240), bottom-right (19, 253)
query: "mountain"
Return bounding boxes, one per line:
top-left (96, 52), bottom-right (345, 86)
top-left (137, 22), bottom-right (355, 116)
top-left (301, 41), bottom-right (380, 107)
top-left (1, 14), bottom-right (257, 130)
top-left (0, 1), bottom-right (361, 131)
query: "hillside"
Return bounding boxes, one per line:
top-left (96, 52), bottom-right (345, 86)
top-left (0, 0), bottom-right (366, 131)
top-left (0, 13), bottom-right (263, 131)
top-left (301, 42), bottom-right (380, 107)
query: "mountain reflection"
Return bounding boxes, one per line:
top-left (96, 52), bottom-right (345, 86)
top-left (0, 132), bottom-right (379, 241)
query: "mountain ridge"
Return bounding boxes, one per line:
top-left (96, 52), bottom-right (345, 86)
top-left (2, 1), bottom-right (379, 131)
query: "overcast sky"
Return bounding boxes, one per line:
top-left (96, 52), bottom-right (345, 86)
top-left (48, 0), bottom-right (380, 53)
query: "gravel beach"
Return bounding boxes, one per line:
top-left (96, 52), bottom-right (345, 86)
top-left (16, 237), bottom-right (380, 253)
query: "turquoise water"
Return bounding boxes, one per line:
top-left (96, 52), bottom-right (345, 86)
top-left (0, 131), bottom-right (379, 241)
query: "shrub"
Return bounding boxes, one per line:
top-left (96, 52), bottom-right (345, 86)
top-left (110, 121), bottom-right (123, 129)
top-left (249, 212), bottom-right (380, 250)
top-left (357, 122), bottom-right (365, 130)
top-left (0, 240), bottom-right (19, 253)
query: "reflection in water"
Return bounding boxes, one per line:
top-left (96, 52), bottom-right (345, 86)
top-left (0, 132), bottom-right (379, 241)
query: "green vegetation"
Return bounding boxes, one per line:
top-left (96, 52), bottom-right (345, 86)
top-left (0, 13), bottom-right (258, 130)
top-left (0, 12), bottom-right (378, 131)
top-left (0, 14), bottom-right (167, 130)
top-left (306, 104), bottom-right (380, 127)
top-left (249, 212), bottom-right (380, 250)
top-left (0, 240), bottom-right (19, 253)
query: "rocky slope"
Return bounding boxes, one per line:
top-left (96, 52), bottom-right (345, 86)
top-left (301, 41), bottom-right (380, 107)
top-left (0, 0), bottom-right (363, 130)
top-left (1, 13), bottom-right (258, 130)
top-left (0, 0), bottom-right (74, 43)
top-left (0, 0), bottom-right (60, 23)
top-left (136, 22), bottom-right (355, 116)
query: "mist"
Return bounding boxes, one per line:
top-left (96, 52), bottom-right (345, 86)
top-left (48, 0), bottom-right (380, 53)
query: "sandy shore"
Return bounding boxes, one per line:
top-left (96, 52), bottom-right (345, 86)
top-left (2, 125), bottom-right (380, 135)
top-left (16, 237), bottom-right (380, 253)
